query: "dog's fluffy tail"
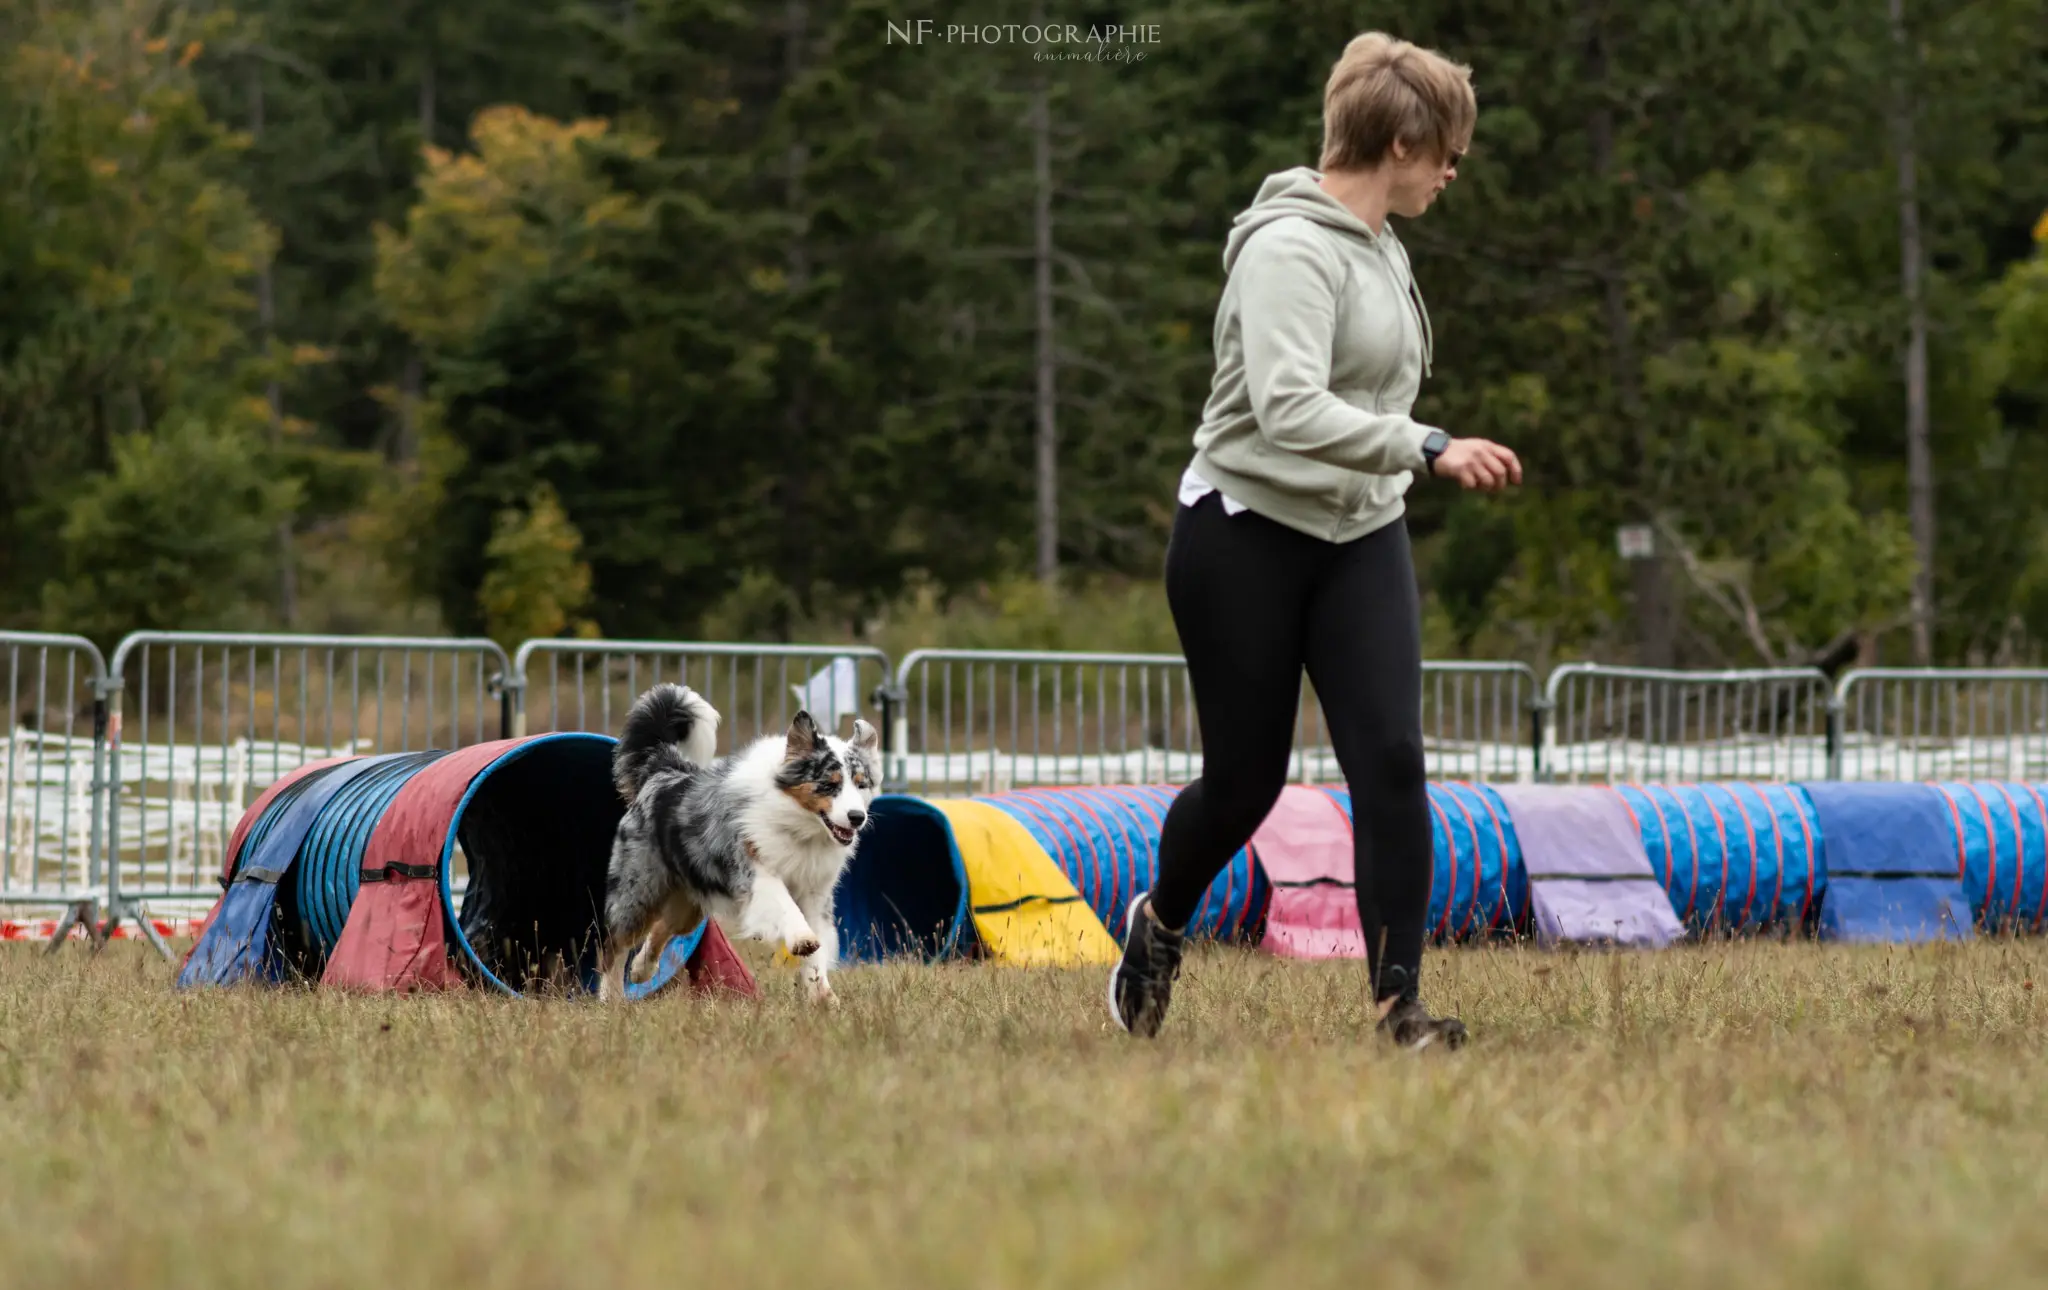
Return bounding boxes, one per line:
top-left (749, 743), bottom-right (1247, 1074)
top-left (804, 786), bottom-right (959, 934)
top-left (613, 683), bottom-right (721, 801)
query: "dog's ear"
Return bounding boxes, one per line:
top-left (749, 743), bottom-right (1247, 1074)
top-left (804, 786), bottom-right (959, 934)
top-left (784, 710), bottom-right (822, 759)
top-left (851, 718), bottom-right (880, 756)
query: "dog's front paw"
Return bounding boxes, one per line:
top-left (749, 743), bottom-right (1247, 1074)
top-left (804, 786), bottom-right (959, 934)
top-left (804, 976), bottom-right (838, 1007)
top-left (788, 935), bottom-right (822, 958)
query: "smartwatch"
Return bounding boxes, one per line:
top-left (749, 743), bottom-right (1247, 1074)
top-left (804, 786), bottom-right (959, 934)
top-left (1420, 429), bottom-right (1452, 476)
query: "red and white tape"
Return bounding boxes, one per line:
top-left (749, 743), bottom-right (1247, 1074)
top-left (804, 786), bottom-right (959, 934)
top-left (0, 918), bottom-right (204, 942)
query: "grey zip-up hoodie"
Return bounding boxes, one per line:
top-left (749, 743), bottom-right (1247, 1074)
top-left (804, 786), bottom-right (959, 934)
top-left (1187, 166), bottom-right (1442, 543)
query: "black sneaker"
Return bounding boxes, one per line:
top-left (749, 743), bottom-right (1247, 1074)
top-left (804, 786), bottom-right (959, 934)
top-left (1374, 965), bottom-right (1468, 1051)
top-left (1107, 892), bottom-right (1185, 1038)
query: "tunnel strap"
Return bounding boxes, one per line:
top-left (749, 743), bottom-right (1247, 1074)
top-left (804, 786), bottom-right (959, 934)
top-left (971, 893), bottom-right (1082, 915)
top-left (359, 861), bottom-right (440, 883)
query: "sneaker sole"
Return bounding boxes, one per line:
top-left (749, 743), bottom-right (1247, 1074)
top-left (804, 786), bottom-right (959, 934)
top-left (1390, 1022), bottom-right (1468, 1053)
top-left (1105, 894), bottom-right (1144, 1034)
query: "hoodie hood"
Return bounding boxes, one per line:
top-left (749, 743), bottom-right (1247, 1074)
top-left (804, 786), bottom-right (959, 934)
top-left (1219, 165), bottom-right (1433, 377)
top-left (1221, 166), bottom-right (1384, 274)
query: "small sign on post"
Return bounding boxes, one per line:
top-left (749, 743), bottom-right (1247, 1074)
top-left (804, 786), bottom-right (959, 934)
top-left (1616, 524), bottom-right (1656, 561)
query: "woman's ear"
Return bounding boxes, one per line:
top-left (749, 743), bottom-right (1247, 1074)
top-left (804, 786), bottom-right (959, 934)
top-left (1389, 137), bottom-right (1410, 162)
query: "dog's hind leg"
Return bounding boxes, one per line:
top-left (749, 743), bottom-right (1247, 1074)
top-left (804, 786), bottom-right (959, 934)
top-left (627, 894), bottom-right (704, 986)
top-left (597, 903), bottom-right (657, 1003)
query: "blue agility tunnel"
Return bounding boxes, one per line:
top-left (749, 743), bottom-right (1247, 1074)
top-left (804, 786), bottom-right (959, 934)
top-left (1932, 782), bottom-right (2048, 932)
top-left (987, 786), bottom-right (1269, 942)
top-left (834, 795), bottom-right (974, 962)
top-left (1613, 783), bottom-right (1826, 933)
top-left (292, 751), bottom-right (451, 961)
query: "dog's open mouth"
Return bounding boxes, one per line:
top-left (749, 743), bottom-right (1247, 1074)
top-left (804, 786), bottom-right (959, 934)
top-left (820, 814), bottom-right (857, 846)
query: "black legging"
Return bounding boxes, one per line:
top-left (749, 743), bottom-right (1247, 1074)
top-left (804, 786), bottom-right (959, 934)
top-left (1148, 491), bottom-right (1432, 1001)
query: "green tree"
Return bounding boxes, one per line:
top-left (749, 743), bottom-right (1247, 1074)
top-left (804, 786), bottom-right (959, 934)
top-left (477, 482), bottom-right (598, 648)
top-left (41, 416), bottom-right (299, 642)
top-left (188, 0), bottom-right (593, 455)
top-left (0, 0), bottom-right (275, 626)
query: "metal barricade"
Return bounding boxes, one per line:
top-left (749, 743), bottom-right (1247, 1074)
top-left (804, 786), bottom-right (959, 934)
top-left (1541, 664), bottom-right (1833, 784)
top-left (101, 632), bottom-right (511, 947)
top-left (1832, 668), bottom-right (2048, 782)
top-left (0, 633), bottom-right (110, 943)
top-left (509, 639), bottom-right (894, 753)
top-left (892, 650), bottom-right (1193, 796)
top-left (890, 650), bottom-right (1538, 796)
top-left (1416, 661), bottom-right (1539, 784)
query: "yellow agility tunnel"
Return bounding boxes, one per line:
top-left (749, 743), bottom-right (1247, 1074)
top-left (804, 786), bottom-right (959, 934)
top-left (835, 796), bottom-right (1118, 966)
top-left (835, 789), bottom-right (1273, 965)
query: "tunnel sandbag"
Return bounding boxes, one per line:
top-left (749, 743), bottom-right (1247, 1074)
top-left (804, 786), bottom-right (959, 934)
top-left (1250, 785), bottom-right (1362, 959)
top-left (1802, 782), bottom-right (1973, 942)
top-left (179, 756), bottom-right (422, 988)
top-left (177, 755), bottom-right (358, 968)
top-left (677, 922), bottom-right (759, 996)
top-left (179, 761), bottom-right (352, 987)
top-left (1318, 782), bottom-right (1524, 941)
top-left (986, 786), bottom-right (1270, 943)
top-left (1491, 785), bottom-right (1684, 949)
top-left (1614, 783), bottom-right (1824, 933)
top-left (837, 796), bottom-right (973, 962)
top-left (1931, 782), bottom-right (2048, 931)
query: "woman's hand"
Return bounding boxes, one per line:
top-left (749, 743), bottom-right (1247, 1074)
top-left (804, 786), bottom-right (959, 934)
top-left (1431, 438), bottom-right (1522, 492)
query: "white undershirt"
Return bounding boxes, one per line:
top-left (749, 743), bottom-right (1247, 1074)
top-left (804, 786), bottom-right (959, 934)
top-left (1177, 465), bottom-right (1248, 515)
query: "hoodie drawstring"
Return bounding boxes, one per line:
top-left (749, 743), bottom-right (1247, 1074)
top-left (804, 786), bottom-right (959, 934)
top-left (1390, 240), bottom-right (1434, 379)
top-left (1411, 278), bottom-right (1434, 379)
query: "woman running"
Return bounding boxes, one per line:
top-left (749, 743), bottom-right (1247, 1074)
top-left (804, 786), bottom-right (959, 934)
top-left (1108, 31), bottom-right (1521, 1048)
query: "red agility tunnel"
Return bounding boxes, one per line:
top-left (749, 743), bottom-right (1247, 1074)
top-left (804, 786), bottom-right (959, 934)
top-left (180, 733), bottom-right (756, 1000)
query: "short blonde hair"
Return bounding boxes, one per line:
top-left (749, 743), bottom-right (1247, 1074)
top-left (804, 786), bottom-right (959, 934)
top-left (1319, 32), bottom-right (1476, 172)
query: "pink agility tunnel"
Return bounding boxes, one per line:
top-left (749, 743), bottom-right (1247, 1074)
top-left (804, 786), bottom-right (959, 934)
top-left (1258, 783), bottom-right (1529, 957)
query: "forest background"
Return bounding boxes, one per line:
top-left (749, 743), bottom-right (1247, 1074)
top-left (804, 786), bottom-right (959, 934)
top-left (4, 0), bottom-right (2046, 673)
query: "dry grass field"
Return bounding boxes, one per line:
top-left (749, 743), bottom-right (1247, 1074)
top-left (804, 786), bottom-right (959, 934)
top-left (2, 938), bottom-right (2046, 1289)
